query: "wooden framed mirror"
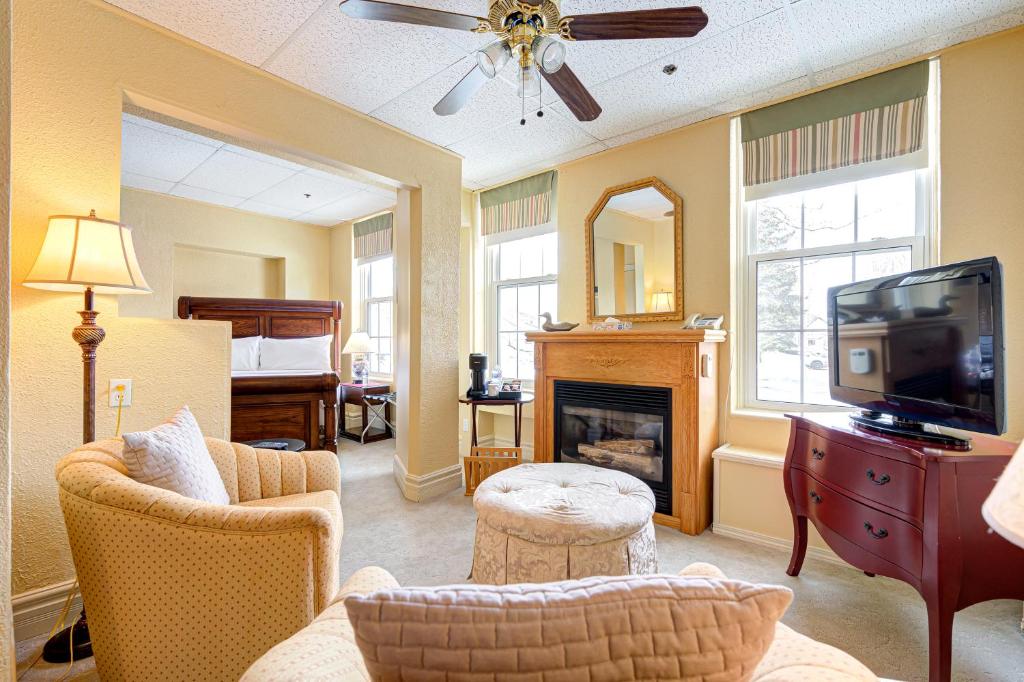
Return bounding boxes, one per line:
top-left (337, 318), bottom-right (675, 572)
top-left (585, 177), bottom-right (683, 323)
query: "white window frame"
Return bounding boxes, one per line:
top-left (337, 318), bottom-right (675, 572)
top-left (483, 228), bottom-right (558, 386)
top-left (734, 60), bottom-right (940, 412)
top-left (356, 253), bottom-right (394, 380)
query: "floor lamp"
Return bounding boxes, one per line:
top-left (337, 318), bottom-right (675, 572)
top-left (23, 210), bottom-right (151, 663)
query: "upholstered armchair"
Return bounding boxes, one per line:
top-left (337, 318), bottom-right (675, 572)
top-left (55, 437), bottom-right (342, 682)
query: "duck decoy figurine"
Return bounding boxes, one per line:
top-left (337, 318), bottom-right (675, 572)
top-left (540, 312), bottom-right (579, 332)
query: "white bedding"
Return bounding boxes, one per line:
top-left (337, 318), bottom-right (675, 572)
top-left (231, 369), bottom-right (334, 378)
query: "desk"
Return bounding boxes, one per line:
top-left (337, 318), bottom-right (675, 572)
top-left (459, 393), bottom-right (534, 447)
top-left (341, 383), bottom-right (392, 443)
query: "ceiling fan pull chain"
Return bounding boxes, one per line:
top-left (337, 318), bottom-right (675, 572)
top-left (537, 76), bottom-right (544, 118)
top-left (520, 69), bottom-right (527, 126)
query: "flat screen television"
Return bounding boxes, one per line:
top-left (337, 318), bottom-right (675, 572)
top-left (828, 257), bottom-right (1004, 446)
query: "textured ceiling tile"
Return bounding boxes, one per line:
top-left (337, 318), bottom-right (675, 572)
top-left (475, 141), bottom-right (607, 188)
top-left (372, 57), bottom-right (539, 147)
top-left (121, 121), bottom-right (220, 182)
top-left (264, 5), bottom-right (470, 112)
top-left (121, 172), bottom-right (176, 194)
top-left (227, 144), bottom-right (310, 171)
top-left (452, 109), bottom-right (600, 184)
top-left (790, 0), bottom-right (1024, 71)
top-left (549, 11), bottom-right (804, 141)
top-left (251, 170), bottom-right (365, 211)
top-left (124, 113), bottom-right (224, 147)
top-left (180, 149), bottom-right (298, 197)
top-left (107, 0), bottom-right (325, 65)
top-left (299, 191), bottom-right (397, 224)
top-left (598, 108), bottom-right (720, 149)
top-left (236, 199), bottom-right (305, 220)
top-left (170, 184), bottom-right (246, 208)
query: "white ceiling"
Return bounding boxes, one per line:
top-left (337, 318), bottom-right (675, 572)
top-left (107, 0), bottom-right (1024, 189)
top-left (605, 186), bottom-right (674, 220)
top-left (121, 113), bottom-right (397, 226)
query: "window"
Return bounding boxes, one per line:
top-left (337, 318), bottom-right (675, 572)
top-left (744, 169), bottom-right (931, 408)
top-left (487, 232), bottom-right (558, 381)
top-left (358, 255), bottom-right (393, 376)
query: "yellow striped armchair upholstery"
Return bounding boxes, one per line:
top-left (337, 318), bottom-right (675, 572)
top-left (55, 437), bottom-right (342, 682)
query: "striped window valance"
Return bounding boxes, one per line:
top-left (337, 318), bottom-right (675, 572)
top-left (741, 61), bottom-right (929, 188)
top-left (354, 213), bottom-right (392, 260)
top-left (480, 171), bottom-right (556, 237)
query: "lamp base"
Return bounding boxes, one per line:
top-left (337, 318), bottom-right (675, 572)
top-left (42, 611), bottom-right (93, 663)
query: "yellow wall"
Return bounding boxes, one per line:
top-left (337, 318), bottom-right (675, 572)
top-left (11, 0), bottom-right (461, 597)
top-left (329, 221), bottom-right (354, 384)
top-left (120, 188), bottom-right (330, 318)
top-left (173, 245), bottom-right (284, 303)
top-left (1, 0), bottom-right (13, 671)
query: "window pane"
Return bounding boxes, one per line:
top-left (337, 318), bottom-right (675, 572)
top-left (803, 331), bottom-right (839, 406)
top-left (539, 282), bottom-right (557, 321)
top-left (803, 254), bottom-right (853, 329)
top-left (370, 257), bottom-right (393, 298)
top-left (517, 333), bottom-right (533, 380)
top-left (367, 302), bottom-right (379, 336)
top-left (757, 332), bottom-right (800, 402)
top-left (858, 171), bottom-right (916, 242)
top-left (498, 286), bottom-right (517, 332)
top-left (378, 301), bottom-right (392, 337)
top-left (757, 259), bottom-right (800, 331)
top-left (498, 332), bottom-right (518, 377)
top-left (803, 182), bottom-right (855, 248)
top-left (498, 240), bottom-right (522, 281)
top-left (541, 232), bottom-right (558, 276)
top-left (518, 284), bottom-right (539, 330)
top-left (855, 247), bottom-right (912, 282)
top-left (520, 241), bottom-right (542, 279)
top-left (755, 195), bottom-right (802, 253)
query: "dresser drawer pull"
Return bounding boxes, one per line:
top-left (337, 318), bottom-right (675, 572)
top-left (863, 522), bottom-right (889, 540)
top-left (809, 491), bottom-right (822, 504)
top-left (865, 469), bottom-right (891, 486)
top-left (811, 447), bottom-right (826, 460)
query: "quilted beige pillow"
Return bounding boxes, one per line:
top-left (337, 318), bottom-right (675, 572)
top-left (121, 406), bottom-right (230, 505)
top-left (345, 574), bottom-right (793, 681)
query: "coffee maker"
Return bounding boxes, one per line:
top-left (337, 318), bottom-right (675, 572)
top-left (467, 353), bottom-right (488, 399)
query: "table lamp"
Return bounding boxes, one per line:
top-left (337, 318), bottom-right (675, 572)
top-left (23, 210), bottom-right (151, 662)
top-left (651, 290), bottom-right (672, 313)
top-left (983, 442), bottom-right (1024, 549)
top-left (343, 331), bottom-right (374, 384)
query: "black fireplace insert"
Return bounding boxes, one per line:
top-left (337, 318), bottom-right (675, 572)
top-left (553, 380), bottom-right (672, 515)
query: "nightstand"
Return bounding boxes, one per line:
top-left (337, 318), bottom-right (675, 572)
top-left (340, 382), bottom-right (392, 443)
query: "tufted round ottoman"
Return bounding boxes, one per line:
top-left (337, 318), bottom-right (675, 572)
top-left (471, 463), bottom-right (658, 584)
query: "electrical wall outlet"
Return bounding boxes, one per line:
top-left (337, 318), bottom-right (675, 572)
top-left (109, 379), bottom-right (132, 407)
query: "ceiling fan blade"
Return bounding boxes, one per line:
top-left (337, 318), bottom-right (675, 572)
top-left (560, 7), bottom-right (708, 41)
top-left (339, 0), bottom-right (485, 32)
top-left (433, 66), bottom-right (490, 116)
top-left (540, 64), bottom-right (601, 122)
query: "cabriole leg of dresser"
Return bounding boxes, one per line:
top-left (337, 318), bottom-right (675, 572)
top-left (787, 514), bottom-right (808, 576)
top-left (925, 595), bottom-right (954, 682)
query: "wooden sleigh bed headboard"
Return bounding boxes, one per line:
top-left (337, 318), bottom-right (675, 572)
top-left (178, 296), bottom-right (345, 452)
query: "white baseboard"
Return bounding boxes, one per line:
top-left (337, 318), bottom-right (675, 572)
top-left (712, 522), bottom-right (844, 567)
top-left (12, 578), bottom-right (82, 642)
top-left (476, 435), bottom-right (534, 461)
top-left (392, 454), bottom-right (462, 502)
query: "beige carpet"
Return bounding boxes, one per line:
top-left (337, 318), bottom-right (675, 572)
top-left (17, 437), bottom-right (1024, 681)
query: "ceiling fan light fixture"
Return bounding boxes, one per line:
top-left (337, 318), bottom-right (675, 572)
top-left (517, 63), bottom-right (542, 98)
top-left (476, 40), bottom-right (511, 78)
top-left (531, 35), bottom-right (565, 74)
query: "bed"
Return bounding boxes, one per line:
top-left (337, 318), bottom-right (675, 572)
top-left (177, 296), bottom-right (343, 452)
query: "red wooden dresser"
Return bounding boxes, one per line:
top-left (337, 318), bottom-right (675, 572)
top-left (784, 413), bottom-right (1024, 682)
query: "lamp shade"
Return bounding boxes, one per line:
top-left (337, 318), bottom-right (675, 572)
top-left (342, 331), bottom-right (374, 355)
top-left (23, 211), bottom-right (151, 294)
top-left (982, 442), bottom-right (1024, 549)
top-left (651, 290), bottom-right (673, 313)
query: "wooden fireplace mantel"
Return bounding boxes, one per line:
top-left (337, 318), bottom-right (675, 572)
top-left (526, 328), bottom-right (726, 534)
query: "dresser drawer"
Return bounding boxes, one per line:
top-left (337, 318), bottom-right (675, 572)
top-left (792, 470), bottom-right (922, 576)
top-left (793, 429), bottom-right (925, 519)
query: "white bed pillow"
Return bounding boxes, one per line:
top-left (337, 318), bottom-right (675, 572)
top-left (231, 335), bottom-right (261, 371)
top-left (121, 406), bottom-right (230, 505)
top-left (259, 335), bottom-right (333, 372)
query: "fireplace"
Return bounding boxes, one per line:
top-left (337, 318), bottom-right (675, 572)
top-left (554, 380), bottom-right (672, 515)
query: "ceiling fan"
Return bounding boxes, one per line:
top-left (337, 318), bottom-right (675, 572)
top-left (339, 0), bottom-right (708, 123)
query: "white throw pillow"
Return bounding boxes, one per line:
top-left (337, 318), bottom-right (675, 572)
top-left (231, 335), bottom-right (261, 371)
top-left (121, 406), bottom-right (230, 505)
top-left (259, 335), bottom-right (333, 372)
